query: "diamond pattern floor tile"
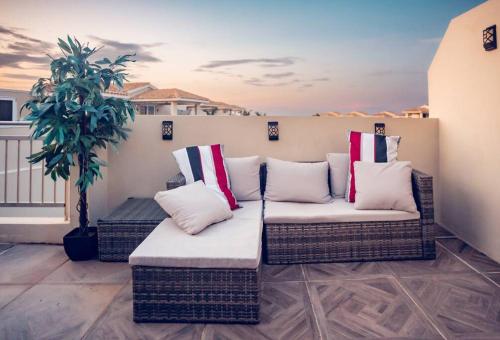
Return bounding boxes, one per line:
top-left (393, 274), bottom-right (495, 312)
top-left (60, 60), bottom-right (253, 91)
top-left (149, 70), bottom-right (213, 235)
top-left (400, 273), bottom-right (500, 339)
top-left (308, 277), bottom-right (442, 339)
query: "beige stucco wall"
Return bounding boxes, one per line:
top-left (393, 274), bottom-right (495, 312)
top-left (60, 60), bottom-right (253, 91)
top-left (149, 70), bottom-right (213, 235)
top-left (429, 0), bottom-right (500, 262)
top-left (103, 115), bottom-right (439, 217)
top-left (1, 116), bottom-right (439, 241)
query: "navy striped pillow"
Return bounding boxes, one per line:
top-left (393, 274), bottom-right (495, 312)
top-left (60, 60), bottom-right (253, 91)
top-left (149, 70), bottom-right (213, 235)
top-left (346, 131), bottom-right (401, 203)
top-left (173, 144), bottom-right (239, 210)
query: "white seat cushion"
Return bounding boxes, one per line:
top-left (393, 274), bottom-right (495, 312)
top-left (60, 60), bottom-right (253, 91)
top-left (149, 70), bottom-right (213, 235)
top-left (130, 200), bottom-right (263, 269)
top-left (234, 200), bottom-right (263, 220)
top-left (264, 200), bottom-right (419, 224)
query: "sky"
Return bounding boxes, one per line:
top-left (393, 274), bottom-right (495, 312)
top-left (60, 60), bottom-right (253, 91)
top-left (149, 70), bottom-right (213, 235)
top-left (0, 0), bottom-right (486, 115)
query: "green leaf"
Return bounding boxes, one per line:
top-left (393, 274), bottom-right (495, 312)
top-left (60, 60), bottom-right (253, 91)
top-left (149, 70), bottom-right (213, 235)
top-left (95, 58), bottom-right (111, 65)
top-left (48, 153), bottom-right (63, 167)
top-left (57, 127), bottom-right (65, 144)
top-left (90, 115), bottom-right (97, 132)
top-left (58, 38), bottom-right (71, 54)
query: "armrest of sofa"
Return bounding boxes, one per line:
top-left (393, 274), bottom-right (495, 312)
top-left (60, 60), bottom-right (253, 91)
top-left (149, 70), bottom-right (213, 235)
top-left (411, 169), bottom-right (435, 259)
top-left (166, 173), bottom-right (186, 190)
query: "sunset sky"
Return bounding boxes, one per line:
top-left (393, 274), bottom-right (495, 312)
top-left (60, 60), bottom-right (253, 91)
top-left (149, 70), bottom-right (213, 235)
top-left (0, 0), bottom-right (485, 115)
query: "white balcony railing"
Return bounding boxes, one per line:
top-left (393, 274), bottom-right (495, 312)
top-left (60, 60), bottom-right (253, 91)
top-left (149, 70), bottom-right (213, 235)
top-left (0, 131), bottom-right (69, 220)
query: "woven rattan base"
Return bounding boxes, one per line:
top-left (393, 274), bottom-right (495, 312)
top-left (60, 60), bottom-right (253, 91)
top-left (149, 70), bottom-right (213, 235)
top-left (97, 198), bottom-right (167, 262)
top-left (132, 265), bottom-right (260, 323)
top-left (264, 219), bottom-right (435, 264)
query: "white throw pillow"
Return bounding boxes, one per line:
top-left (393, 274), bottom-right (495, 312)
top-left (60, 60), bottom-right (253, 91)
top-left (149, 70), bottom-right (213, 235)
top-left (346, 131), bottom-right (401, 202)
top-left (225, 156), bottom-right (261, 201)
top-left (264, 158), bottom-right (332, 203)
top-left (326, 153), bottom-right (349, 198)
top-left (154, 181), bottom-right (233, 235)
top-left (354, 161), bottom-right (417, 213)
top-left (172, 144), bottom-right (239, 210)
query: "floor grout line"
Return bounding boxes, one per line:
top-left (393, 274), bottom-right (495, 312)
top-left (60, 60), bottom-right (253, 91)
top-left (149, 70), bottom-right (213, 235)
top-left (80, 281), bottom-right (129, 340)
top-left (436, 242), bottom-right (500, 288)
top-left (391, 275), bottom-right (449, 340)
top-left (301, 264), bottom-right (324, 340)
top-left (0, 245), bottom-right (70, 312)
top-left (0, 245), bottom-right (14, 256)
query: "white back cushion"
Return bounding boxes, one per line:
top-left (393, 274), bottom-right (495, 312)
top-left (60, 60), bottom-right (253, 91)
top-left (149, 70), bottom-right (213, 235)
top-left (264, 158), bottom-right (332, 203)
top-left (225, 156), bottom-right (261, 201)
top-left (326, 153), bottom-right (349, 198)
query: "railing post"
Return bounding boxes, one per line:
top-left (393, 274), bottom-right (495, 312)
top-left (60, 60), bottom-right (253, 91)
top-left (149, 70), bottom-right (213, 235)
top-left (4, 140), bottom-right (7, 203)
top-left (29, 139), bottom-right (33, 203)
top-left (41, 159), bottom-right (45, 203)
top-left (17, 140), bottom-right (20, 203)
top-left (64, 179), bottom-right (70, 221)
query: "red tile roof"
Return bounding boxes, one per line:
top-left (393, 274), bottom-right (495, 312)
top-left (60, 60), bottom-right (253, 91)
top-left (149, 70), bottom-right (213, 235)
top-left (132, 88), bottom-right (209, 102)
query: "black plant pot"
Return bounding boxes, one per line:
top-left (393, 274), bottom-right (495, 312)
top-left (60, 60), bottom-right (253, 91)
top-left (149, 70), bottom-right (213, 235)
top-left (63, 226), bottom-right (98, 261)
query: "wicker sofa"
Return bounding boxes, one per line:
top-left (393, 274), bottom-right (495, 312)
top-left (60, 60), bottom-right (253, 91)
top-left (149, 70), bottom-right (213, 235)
top-left (123, 160), bottom-right (434, 324)
top-left (167, 165), bottom-right (435, 264)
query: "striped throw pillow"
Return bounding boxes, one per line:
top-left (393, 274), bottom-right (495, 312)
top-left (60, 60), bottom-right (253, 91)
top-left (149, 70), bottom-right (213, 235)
top-left (346, 131), bottom-right (400, 203)
top-left (173, 144), bottom-right (239, 210)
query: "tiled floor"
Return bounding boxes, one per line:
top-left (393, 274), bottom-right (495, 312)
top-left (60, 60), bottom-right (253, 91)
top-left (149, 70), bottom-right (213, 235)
top-left (0, 227), bottom-right (499, 340)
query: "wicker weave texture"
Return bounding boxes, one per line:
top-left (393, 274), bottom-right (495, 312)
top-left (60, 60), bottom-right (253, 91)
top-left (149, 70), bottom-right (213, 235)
top-left (264, 169), bottom-right (436, 264)
top-left (97, 198), bottom-right (167, 262)
top-left (166, 173), bottom-right (186, 190)
top-left (264, 219), bottom-right (425, 264)
top-left (132, 265), bottom-right (260, 323)
top-left (411, 170), bottom-right (435, 259)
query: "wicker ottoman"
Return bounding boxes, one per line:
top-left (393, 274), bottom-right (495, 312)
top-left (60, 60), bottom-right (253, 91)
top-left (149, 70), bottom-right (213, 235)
top-left (129, 202), bottom-right (263, 324)
top-left (97, 198), bottom-right (168, 262)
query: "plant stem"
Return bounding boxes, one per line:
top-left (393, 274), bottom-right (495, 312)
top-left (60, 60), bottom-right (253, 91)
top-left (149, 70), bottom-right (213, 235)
top-left (78, 153), bottom-right (89, 234)
top-left (78, 94), bottom-right (89, 234)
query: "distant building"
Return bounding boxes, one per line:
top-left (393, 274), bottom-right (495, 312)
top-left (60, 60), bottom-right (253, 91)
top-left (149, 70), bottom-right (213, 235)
top-left (315, 105), bottom-right (429, 118)
top-left (106, 82), bottom-right (247, 116)
top-left (0, 82), bottom-right (248, 120)
top-left (0, 89), bottom-right (32, 121)
top-left (402, 105), bottom-right (430, 118)
top-left (195, 101), bottom-right (246, 116)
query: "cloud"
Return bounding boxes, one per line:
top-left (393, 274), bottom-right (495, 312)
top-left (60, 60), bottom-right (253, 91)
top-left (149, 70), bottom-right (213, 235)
top-left (0, 25), bottom-right (54, 68)
top-left (0, 26), bottom-right (48, 45)
top-left (199, 57), bottom-right (298, 69)
top-left (0, 73), bottom-right (41, 80)
top-left (88, 35), bottom-right (164, 63)
top-left (300, 83), bottom-right (313, 89)
top-left (245, 77), bottom-right (300, 87)
top-left (263, 72), bottom-right (295, 79)
top-left (0, 53), bottom-right (50, 68)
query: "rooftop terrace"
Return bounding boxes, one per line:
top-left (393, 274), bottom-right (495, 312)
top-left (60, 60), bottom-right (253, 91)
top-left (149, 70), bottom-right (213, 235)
top-left (1, 227), bottom-right (499, 339)
top-left (0, 1), bottom-right (499, 339)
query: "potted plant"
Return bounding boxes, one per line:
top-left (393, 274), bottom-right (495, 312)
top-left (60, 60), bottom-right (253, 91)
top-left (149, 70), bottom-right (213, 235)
top-left (24, 36), bottom-right (135, 261)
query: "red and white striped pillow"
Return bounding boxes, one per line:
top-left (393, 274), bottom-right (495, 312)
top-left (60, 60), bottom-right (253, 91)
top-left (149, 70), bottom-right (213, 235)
top-left (173, 144), bottom-right (239, 210)
top-left (346, 131), bottom-right (400, 202)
